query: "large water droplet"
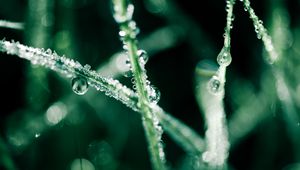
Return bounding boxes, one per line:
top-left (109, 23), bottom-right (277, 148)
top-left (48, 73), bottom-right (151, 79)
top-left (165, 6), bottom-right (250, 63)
top-left (137, 49), bottom-right (149, 64)
top-left (217, 47), bottom-right (232, 66)
top-left (71, 77), bottom-right (89, 95)
top-left (148, 86), bottom-right (161, 104)
top-left (208, 76), bottom-right (223, 94)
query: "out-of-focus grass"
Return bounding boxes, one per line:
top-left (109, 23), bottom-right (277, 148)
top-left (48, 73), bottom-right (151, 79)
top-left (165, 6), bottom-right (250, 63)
top-left (1, 0), bottom-right (300, 169)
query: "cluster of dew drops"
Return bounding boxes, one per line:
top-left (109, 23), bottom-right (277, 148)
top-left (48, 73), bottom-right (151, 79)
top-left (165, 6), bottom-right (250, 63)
top-left (124, 49), bottom-right (161, 104)
top-left (115, 3), bottom-right (160, 104)
top-left (71, 4), bottom-right (160, 104)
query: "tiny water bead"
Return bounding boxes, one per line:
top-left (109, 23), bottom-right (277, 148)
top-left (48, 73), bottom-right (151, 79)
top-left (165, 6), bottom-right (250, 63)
top-left (113, 3), bottom-right (134, 23)
top-left (148, 85), bottom-right (161, 104)
top-left (71, 76), bottom-right (89, 95)
top-left (118, 21), bottom-right (140, 41)
top-left (124, 70), bottom-right (133, 77)
top-left (137, 49), bottom-right (149, 65)
top-left (124, 58), bottom-right (133, 77)
top-left (208, 76), bottom-right (223, 94)
top-left (217, 47), bottom-right (232, 67)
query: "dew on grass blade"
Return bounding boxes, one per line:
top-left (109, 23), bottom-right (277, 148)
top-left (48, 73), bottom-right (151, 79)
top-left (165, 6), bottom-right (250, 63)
top-left (113, 3), bottom-right (134, 23)
top-left (208, 75), bottom-right (223, 94)
top-left (137, 49), bottom-right (149, 65)
top-left (148, 85), bottom-right (161, 104)
top-left (71, 76), bottom-right (89, 95)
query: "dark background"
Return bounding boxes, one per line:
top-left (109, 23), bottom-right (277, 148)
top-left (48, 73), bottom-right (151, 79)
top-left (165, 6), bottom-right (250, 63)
top-left (1, 0), bottom-right (300, 169)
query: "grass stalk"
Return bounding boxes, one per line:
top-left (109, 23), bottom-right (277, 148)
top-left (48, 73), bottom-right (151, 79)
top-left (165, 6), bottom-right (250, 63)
top-left (111, 0), bottom-right (167, 169)
top-left (0, 39), bottom-right (205, 166)
top-left (198, 0), bottom-right (235, 168)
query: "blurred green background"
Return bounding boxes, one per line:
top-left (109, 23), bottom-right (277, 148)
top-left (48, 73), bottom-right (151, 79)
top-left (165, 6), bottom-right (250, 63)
top-left (1, 0), bottom-right (300, 169)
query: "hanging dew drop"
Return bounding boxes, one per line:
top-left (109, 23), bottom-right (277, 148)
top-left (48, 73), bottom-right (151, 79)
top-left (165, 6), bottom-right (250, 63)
top-left (71, 77), bottom-right (89, 95)
top-left (217, 47), bottom-right (232, 66)
top-left (208, 76), bottom-right (223, 94)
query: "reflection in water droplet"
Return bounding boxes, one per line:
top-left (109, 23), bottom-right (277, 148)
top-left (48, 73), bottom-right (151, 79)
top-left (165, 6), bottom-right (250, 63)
top-left (71, 77), bottom-right (89, 95)
top-left (217, 47), bottom-right (232, 67)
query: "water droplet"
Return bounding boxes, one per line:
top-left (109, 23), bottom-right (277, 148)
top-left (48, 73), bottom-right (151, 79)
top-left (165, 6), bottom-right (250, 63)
top-left (124, 58), bottom-right (132, 77)
top-left (71, 77), bottom-right (89, 95)
top-left (125, 58), bottom-right (131, 66)
top-left (137, 50), bottom-right (149, 64)
top-left (84, 64), bottom-right (91, 70)
top-left (208, 76), bottom-right (223, 94)
top-left (131, 78), bottom-right (136, 84)
top-left (124, 70), bottom-right (133, 77)
top-left (217, 47), bottom-right (232, 66)
top-left (113, 4), bottom-right (134, 23)
top-left (119, 30), bottom-right (126, 37)
top-left (123, 44), bottom-right (128, 50)
top-left (231, 14), bottom-right (235, 21)
top-left (148, 86), bottom-right (161, 104)
top-left (46, 49), bottom-right (52, 54)
top-left (257, 34), bottom-right (262, 39)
